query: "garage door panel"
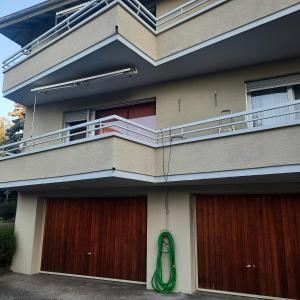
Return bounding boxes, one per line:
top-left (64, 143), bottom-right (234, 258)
top-left (196, 194), bottom-right (300, 299)
top-left (42, 199), bottom-right (91, 275)
top-left (41, 197), bottom-right (147, 282)
top-left (87, 197), bottom-right (146, 282)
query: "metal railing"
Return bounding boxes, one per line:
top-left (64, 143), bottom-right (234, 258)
top-left (159, 100), bottom-right (300, 143)
top-left (0, 115), bottom-right (157, 157)
top-left (156, 0), bottom-right (225, 29)
top-left (2, 0), bottom-right (156, 70)
top-left (2, 0), bottom-right (228, 70)
top-left (1, 101), bottom-right (300, 159)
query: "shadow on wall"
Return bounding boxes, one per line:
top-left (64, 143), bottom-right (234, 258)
top-left (0, 190), bottom-right (17, 222)
top-left (0, 190), bottom-right (17, 274)
top-left (0, 221), bottom-right (16, 274)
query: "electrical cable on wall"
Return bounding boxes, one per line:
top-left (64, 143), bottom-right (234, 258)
top-left (161, 128), bottom-right (173, 229)
top-left (151, 128), bottom-right (176, 294)
top-left (30, 94), bottom-right (38, 138)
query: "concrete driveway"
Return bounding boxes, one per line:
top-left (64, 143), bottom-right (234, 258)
top-left (0, 273), bottom-right (260, 300)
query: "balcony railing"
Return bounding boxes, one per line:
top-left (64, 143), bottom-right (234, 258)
top-left (156, 0), bottom-right (227, 31)
top-left (1, 101), bottom-right (300, 159)
top-left (2, 0), bottom-right (227, 70)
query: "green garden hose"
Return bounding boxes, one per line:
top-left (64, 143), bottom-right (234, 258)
top-left (151, 230), bottom-right (176, 293)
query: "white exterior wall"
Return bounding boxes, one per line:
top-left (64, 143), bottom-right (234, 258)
top-left (11, 193), bottom-right (46, 274)
top-left (147, 190), bottom-right (196, 294)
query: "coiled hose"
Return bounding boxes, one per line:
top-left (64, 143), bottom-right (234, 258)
top-left (151, 230), bottom-right (176, 293)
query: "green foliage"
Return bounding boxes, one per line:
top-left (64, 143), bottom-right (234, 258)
top-left (5, 104), bottom-right (26, 153)
top-left (0, 190), bottom-right (18, 221)
top-left (0, 227), bottom-right (16, 269)
top-left (5, 118), bottom-right (24, 143)
top-left (0, 200), bottom-right (17, 221)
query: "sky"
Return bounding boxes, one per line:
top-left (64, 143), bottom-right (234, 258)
top-left (0, 0), bottom-right (44, 118)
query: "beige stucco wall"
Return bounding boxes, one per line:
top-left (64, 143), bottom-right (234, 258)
top-left (117, 5), bottom-right (156, 59)
top-left (156, 0), bottom-right (188, 17)
top-left (0, 136), bottom-right (156, 184)
top-left (1, 58), bottom-right (299, 186)
top-left (0, 126), bottom-right (300, 184)
top-left (3, 6), bottom-right (119, 92)
top-left (4, 0), bottom-right (300, 93)
top-left (157, 0), bottom-right (300, 57)
top-left (113, 138), bottom-right (156, 176)
top-left (11, 193), bottom-right (45, 274)
top-left (156, 126), bottom-right (300, 176)
top-left (147, 190), bottom-right (197, 293)
top-left (1, 125), bottom-right (299, 187)
top-left (3, 4), bottom-right (157, 93)
top-left (23, 57), bottom-right (300, 137)
top-left (0, 139), bottom-right (113, 183)
top-left (156, 0), bottom-right (221, 31)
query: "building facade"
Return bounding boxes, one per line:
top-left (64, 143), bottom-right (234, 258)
top-left (0, 0), bottom-right (300, 298)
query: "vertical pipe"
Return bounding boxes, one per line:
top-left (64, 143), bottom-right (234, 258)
top-left (30, 94), bottom-right (37, 138)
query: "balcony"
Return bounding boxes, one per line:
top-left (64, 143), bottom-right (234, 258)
top-left (1, 101), bottom-right (300, 190)
top-left (2, 0), bottom-right (300, 105)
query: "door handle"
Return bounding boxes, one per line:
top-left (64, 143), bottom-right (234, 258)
top-left (245, 264), bottom-right (256, 268)
top-left (86, 251), bottom-right (92, 256)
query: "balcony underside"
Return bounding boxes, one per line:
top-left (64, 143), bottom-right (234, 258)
top-left (4, 6), bottom-right (300, 105)
top-left (4, 170), bottom-right (300, 193)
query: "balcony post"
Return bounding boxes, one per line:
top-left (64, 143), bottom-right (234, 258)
top-left (147, 190), bottom-right (197, 294)
top-left (11, 193), bottom-right (46, 274)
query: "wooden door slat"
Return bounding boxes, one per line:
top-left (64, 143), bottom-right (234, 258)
top-left (41, 197), bottom-right (147, 282)
top-left (196, 194), bottom-right (300, 299)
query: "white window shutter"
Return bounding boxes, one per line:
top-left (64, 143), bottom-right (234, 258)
top-left (246, 73), bottom-right (300, 92)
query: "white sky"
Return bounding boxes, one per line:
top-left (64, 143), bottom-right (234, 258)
top-left (0, 0), bottom-right (45, 118)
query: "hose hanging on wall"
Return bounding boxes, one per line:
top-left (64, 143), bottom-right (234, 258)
top-left (151, 230), bottom-right (176, 293)
top-left (151, 129), bottom-right (176, 293)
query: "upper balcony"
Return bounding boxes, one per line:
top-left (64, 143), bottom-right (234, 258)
top-left (1, 100), bottom-right (300, 191)
top-left (2, 0), bottom-right (300, 106)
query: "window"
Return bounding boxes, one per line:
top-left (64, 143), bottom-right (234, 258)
top-left (249, 87), bottom-right (289, 127)
top-left (293, 84), bottom-right (300, 119)
top-left (66, 120), bottom-right (87, 141)
top-left (64, 110), bottom-right (90, 141)
top-left (294, 84), bottom-right (300, 100)
top-left (95, 101), bottom-right (156, 141)
top-left (96, 101), bottom-right (156, 129)
top-left (247, 77), bottom-right (300, 127)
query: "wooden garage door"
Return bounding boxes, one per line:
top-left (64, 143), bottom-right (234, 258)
top-left (41, 197), bottom-right (147, 282)
top-left (196, 195), bottom-right (300, 299)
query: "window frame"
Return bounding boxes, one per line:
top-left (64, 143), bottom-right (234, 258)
top-left (63, 109), bottom-right (93, 142)
top-left (246, 83), bottom-right (299, 128)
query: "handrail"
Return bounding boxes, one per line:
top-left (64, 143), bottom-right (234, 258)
top-left (0, 114), bottom-right (157, 155)
top-left (2, 0), bottom-right (229, 70)
top-left (2, 0), bottom-right (156, 70)
top-left (1, 101), bottom-right (299, 158)
top-left (159, 100), bottom-right (300, 143)
top-left (0, 114), bottom-right (157, 150)
top-left (3, 0), bottom-right (109, 69)
top-left (161, 99), bottom-right (300, 132)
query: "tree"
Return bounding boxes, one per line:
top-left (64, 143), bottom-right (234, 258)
top-left (5, 104), bottom-right (26, 145)
top-left (0, 117), bottom-right (10, 145)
